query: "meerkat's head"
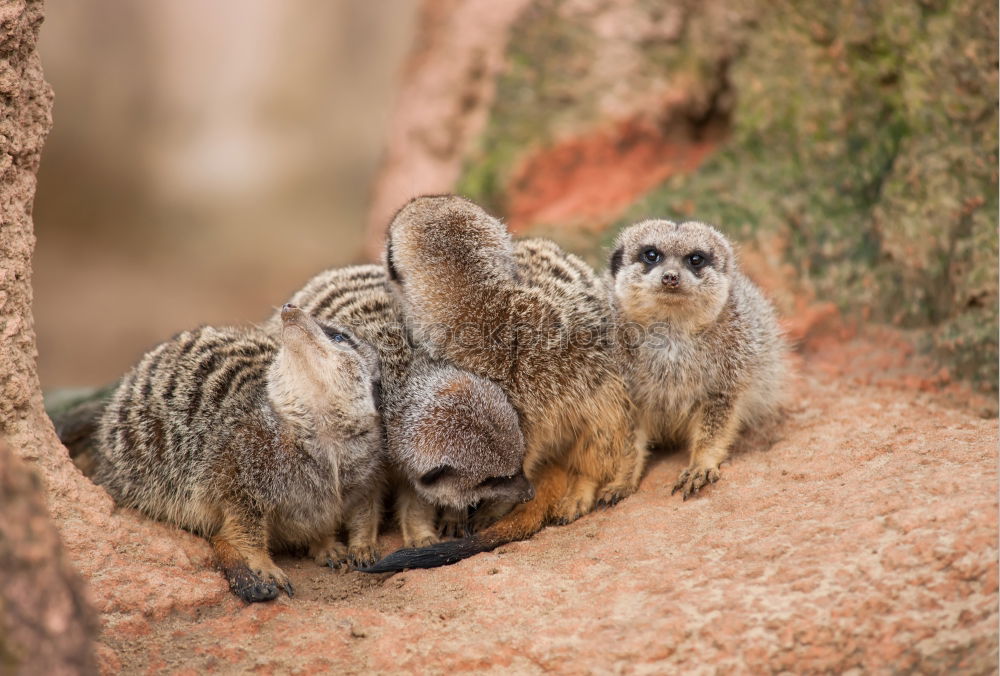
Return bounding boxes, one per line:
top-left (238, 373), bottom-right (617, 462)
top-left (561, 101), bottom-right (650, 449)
top-left (397, 366), bottom-right (531, 510)
top-left (384, 194), bottom-right (515, 295)
top-left (268, 304), bottom-right (380, 434)
top-left (609, 220), bottom-right (735, 330)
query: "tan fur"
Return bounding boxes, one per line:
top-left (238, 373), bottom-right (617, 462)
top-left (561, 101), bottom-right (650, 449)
top-left (609, 219), bottom-right (787, 498)
top-left (386, 196), bottom-right (645, 541)
top-left (94, 307), bottom-right (385, 602)
top-left (268, 265), bottom-right (531, 545)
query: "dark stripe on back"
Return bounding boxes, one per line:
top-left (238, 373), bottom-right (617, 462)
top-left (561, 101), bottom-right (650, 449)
top-left (163, 333), bottom-right (203, 403)
top-left (310, 279), bottom-right (387, 319)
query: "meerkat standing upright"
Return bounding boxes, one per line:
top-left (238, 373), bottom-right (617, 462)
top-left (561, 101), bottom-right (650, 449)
top-left (363, 195), bottom-right (644, 572)
top-left (608, 220), bottom-right (787, 498)
top-left (94, 305), bottom-right (385, 602)
top-left (269, 265), bottom-right (532, 546)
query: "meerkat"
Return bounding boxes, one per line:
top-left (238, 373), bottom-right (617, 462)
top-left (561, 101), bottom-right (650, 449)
top-left (362, 195), bottom-right (644, 572)
top-left (608, 219), bottom-right (787, 498)
top-left (268, 265), bottom-right (532, 546)
top-left (93, 305), bottom-right (385, 603)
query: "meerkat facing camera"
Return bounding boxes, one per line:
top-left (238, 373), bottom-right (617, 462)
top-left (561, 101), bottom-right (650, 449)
top-left (94, 306), bottom-right (385, 602)
top-left (609, 219), bottom-right (787, 498)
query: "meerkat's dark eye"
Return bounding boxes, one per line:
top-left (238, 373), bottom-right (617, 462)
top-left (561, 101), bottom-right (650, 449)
top-left (687, 252), bottom-right (708, 269)
top-left (641, 248), bottom-right (662, 265)
top-left (419, 465), bottom-right (454, 485)
top-left (478, 474), bottom-right (518, 488)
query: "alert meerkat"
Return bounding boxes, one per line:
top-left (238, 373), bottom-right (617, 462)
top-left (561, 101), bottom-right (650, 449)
top-left (269, 265), bottom-right (532, 546)
top-left (93, 305), bottom-right (385, 603)
top-left (608, 219), bottom-right (787, 498)
top-left (363, 195), bottom-right (644, 572)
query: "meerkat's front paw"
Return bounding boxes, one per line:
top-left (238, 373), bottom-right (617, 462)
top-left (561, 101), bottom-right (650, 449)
top-left (595, 480), bottom-right (635, 508)
top-left (347, 544), bottom-right (380, 569)
top-left (405, 535), bottom-right (439, 548)
top-left (672, 465), bottom-right (721, 500)
top-left (438, 507), bottom-right (469, 538)
top-left (225, 566), bottom-right (280, 604)
top-left (247, 559), bottom-right (294, 598)
top-left (552, 477), bottom-right (597, 525)
top-left (311, 540), bottom-right (349, 569)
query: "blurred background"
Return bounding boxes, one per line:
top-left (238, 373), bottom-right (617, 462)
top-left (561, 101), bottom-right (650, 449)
top-left (33, 0), bottom-right (998, 398)
top-left (34, 0), bottom-right (417, 386)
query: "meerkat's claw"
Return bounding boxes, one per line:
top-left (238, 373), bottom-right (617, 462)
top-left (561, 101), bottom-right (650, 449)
top-left (552, 498), bottom-right (587, 525)
top-left (673, 466), bottom-right (721, 499)
top-left (347, 545), bottom-right (380, 570)
top-left (595, 495), bottom-right (620, 508)
top-left (242, 581), bottom-right (280, 603)
top-left (595, 483), bottom-right (629, 507)
top-left (228, 568), bottom-right (280, 603)
top-left (279, 580), bottom-right (295, 598)
top-left (312, 540), bottom-right (348, 568)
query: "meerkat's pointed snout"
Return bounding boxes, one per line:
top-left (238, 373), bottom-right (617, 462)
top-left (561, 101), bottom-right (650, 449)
top-left (662, 271), bottom-right (680, 288)
top-left (280, 303), bottom-right (311, 327)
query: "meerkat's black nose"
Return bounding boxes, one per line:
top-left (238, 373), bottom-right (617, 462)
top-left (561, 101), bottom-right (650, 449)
top-left (662, 272), bottom-right (680, 288)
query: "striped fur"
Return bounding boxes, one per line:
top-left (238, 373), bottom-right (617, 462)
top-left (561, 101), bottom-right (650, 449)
top-left (268, 265), bottom-right (530, 546)
top-left (365, 196), bottom-right (645, 571)
top-left (94, 312), bottom-right (384, 602)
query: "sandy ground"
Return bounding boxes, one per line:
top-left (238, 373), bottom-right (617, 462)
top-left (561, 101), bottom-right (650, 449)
top-left (47, 328), bottom-right (996, 675)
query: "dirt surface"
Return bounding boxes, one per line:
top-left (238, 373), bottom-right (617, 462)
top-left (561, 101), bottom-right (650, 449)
top-left (505, 115), bottom-right (723, 233)
top-left (38, 331), bottom-right (993, 674)
top-left (5, 0), bottom-right (996, 673)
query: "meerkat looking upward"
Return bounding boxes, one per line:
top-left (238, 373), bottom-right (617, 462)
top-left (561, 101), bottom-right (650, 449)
top-left (94, 305), bottom-right (385, 603)
top-left (362, 195), bottom-right (644, 572)
top-left (609, 220), bottom-right (787, 498)
top-left (268, 265), bottom-right (532, 546)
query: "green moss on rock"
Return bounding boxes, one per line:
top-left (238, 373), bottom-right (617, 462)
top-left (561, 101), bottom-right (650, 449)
top-left (458, 0), bottom-right (997, 390)
top-left (619, 0), bottom-right (997, 389)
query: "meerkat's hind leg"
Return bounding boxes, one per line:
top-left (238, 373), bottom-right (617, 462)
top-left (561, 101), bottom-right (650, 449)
top-left (346, 489), bottom-right (383, 569)
top-left (212, 511), bottom-right (292, 602)
top-left (593, 400), bottom-right (647, 507)
top-left (673, 396), bottom-right (741, 500)
top-left (552, 473), bottom-right (599, 525)
top-left (556, 395), bottom-right (642, 519)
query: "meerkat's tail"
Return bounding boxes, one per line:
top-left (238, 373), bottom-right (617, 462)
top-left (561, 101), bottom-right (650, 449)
top-left (44, 382), bottom-right (118, 459)
top-left (358, 464), bottom-right (569, 573)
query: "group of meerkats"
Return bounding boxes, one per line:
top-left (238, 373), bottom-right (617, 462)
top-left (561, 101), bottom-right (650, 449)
top-left (58, 195), bottom-right (787, 603)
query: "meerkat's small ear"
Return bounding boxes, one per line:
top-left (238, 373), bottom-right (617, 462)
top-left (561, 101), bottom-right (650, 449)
top-left (714, 230), bottom-right (736, 273)
top-left (609, 246), bottom-right (625, 277)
